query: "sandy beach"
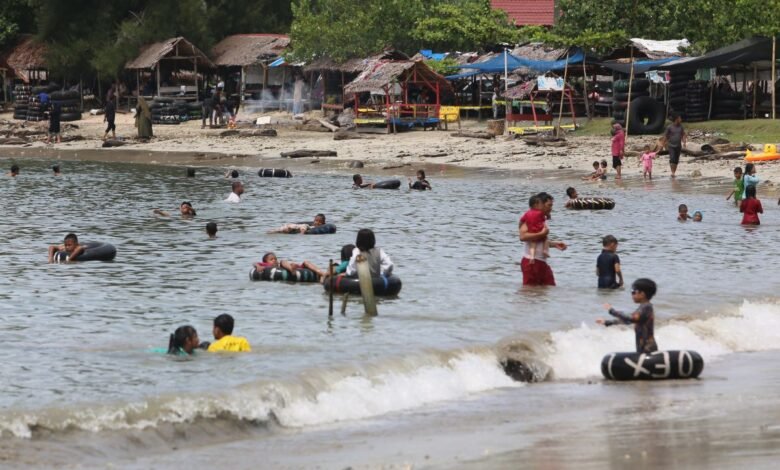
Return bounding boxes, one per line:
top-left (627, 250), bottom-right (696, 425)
top-left (3, 110), bottom-right (780, 196)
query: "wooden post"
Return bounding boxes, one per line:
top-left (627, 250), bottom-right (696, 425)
top-left (135, 70), bottom-right (140, 112)
top-left (328, 259), bottom-right (334, 317)
top-left (194, 58), bottom-right (199, 103)
top-left (156, 65), bottom-right (161, 98)
top-left (742, 70), bottom-right (748, 119)
top-left (773, 35), bottom-right (777, 119)
top-left (707, 79), bottom-right (714, 120)
top-left (477, 75), bottom-right (482, 121)
top-left (280, 66), bottom-right (286, 111)
top-left (752, 65), bottom-right (758, 118)
top-left (581, 53), bottom-right (592, 120)
top-left (624, 48), bottom-right (636, 141)
top-left (557, 52), bottom-right (570, 127)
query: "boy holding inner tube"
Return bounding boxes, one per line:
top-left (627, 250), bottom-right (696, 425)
top-left (47, 233), bottom-right (85, 263)
top-left (596, 278), bottom-right (658, 354)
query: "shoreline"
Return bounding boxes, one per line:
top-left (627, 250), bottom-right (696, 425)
top-left (2, 110), bottom-right (779, 197)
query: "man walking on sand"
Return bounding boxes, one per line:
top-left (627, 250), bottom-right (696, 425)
top-left (663, 113), bottom-right (686, 178)
top-left (519, 192), bottom-right (567, 286)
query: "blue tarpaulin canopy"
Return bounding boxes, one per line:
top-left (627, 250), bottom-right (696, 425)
top-left (447, 48), bottom-right (586, 79)
top-left (599, 57), bottom-right (679, 74)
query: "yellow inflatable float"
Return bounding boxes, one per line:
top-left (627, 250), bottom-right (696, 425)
top-left (745, 144), bottom-right (780, 162)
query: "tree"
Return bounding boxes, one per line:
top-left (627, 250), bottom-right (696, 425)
top-left (0, 0), bottom-right (35, 49)
top-left (412, 0), bottom-right (519, 51)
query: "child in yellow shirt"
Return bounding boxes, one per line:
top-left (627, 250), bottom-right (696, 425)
top-left (207, 314), bottom-right (251, 352)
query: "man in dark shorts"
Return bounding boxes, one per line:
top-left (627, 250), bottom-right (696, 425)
top-left (518, 192), bottom-right (567, 286)
top-left (103, 98), bottom-right (116, 140)
top-left (664, 113), bottom-right (686, 178)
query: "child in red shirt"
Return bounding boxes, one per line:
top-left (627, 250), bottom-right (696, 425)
top-left (519, 195), bottom-right (550, 263)
top-left (740, 185), bottom-right (763, 225)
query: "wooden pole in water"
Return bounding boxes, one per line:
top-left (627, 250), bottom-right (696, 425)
top-left (557, 51), bottom-right (570, 128)
top-left (341, 293), bottom-right (349, 316)
top-left (773, 35), bottom-right (777, 120)
top-left (328, 259), bottom-right (334, 317)
top-left (356, 254), bottom-right (377, 316)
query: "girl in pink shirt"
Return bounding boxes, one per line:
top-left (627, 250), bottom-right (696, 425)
top-left (611, 123), bottom-right (625, 180)
top-left (640, 144), bottom-right (659, 179)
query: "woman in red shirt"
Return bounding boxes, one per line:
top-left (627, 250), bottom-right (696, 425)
top-left (740, 185), bottom-right (763, 225)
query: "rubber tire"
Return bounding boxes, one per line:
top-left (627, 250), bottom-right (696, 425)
top-left (612, 101), bottom-right (628, 110)
top-left (712, 113), bottom-right (744, 120)
top-left (614, 91), bottom-right (649, 101)
top-left (627, 96), bottom-right (666, 135)
top-left (613, 80), bottom-right (630, 93)
top-left (60, 112), bottom-right (81, 121)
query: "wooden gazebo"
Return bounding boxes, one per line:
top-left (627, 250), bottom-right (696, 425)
top-left (125, 37), bottom-right (214, 100)
top-left (344, 60), bottom-right (452, 131)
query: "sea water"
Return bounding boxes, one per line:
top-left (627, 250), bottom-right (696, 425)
top-left (0, 159), bottom-right (778, 466)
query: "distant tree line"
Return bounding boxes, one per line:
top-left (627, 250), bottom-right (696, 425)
top-left (0, 0), bottom-right (777, 81)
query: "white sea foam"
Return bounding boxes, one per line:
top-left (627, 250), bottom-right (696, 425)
top-left (0, 351), bottom-right (516, 438)
top-left (544, 300), bottom-right (780, 380)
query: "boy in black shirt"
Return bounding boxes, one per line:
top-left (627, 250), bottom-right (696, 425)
top-left (596, 234), bottom-right (623, 289)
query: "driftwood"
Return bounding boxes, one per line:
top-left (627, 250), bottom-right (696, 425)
top-left (420, 152), bottom-right (448, 158)
top-left (333, 130), bottom-right (365, 141)
top-left (239, 129), bottom-right (277, 137)
top-left (0, 137), bottom-right (27, 145)
top-left (60, 135), bottom-right (85, 143)
top-left (486, 119), bottom-right (505, 136)
top-left (452, 131), bottom-right (494, 139)
top-left (281, 149), bottom-right (338, 158)
top-left (295, 123), bottom-right (331, 133)
top-left (317, 119), bottom-right (340, 132)
top-left (690, 151), bottom-right (746, 162)
top-left (219, 130), bottom-right (240, 137)
top-left (524, 138), bottom-right (568, 147)
top-left (701, 142), bottom-right (750, 154)
top-left (102, 139), bottom-right (127, 147)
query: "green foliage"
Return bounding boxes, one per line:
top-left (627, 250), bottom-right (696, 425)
top-left (290, 0), bottom-right (425, 62)
top-left (290, 0), bottom-right (518, 61)
top-left (412, 0), bottom-right (519, 51)
top-left (0, 0), bottom-right (35, 48)
top-left (424, 57), bottom-right (460, 75)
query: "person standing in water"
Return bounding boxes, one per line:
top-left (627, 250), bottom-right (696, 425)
top-left (518, 192), bottom-right (567, 286)
top-left (596, 278), bottom-right (658, 354)
top-left (611, 122), bottom-right (625, 180)
top-left (663, 113), bottom-right (686, 178)
top-left (225, 181), bottom-right (244, 203)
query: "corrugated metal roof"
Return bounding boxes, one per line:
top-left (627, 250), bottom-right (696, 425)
top-left (491, 0), bottom-right (555, 26)
top-left (211, 34), bottom-right (290, 67)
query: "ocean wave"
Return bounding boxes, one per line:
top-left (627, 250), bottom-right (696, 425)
top-left (502, 300), bottom-right (780, 381)
top-left (0, 350), bottom-right (517, 439)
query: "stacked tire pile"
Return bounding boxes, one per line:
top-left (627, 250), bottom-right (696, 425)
top-left (685, 80), bottom-right (709, 122)
top-left (51, 90), bottom-right (82, 122)
top-left (611, 78), bottom-right (665, 134)
top-left (12, 85), bottom-right (31, 120)
top-left (668, 72), bottom-right (694, 120)
top-left (150, 98), bottom-right (202, 125)
top-left (712, 91), bottom-right (744, 120)
top-left (26, 86), bottom-right (50, 122)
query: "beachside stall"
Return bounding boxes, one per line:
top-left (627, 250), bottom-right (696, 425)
top-left (210, 34), bottom-right (298, 112)
top-left (343, 60), bottom-right (452, 133)
top-left (503, 77), bottom-right (579, 134)
top-left (303, 50), bottom-right (409, 116)
top-left (125, 37), bottom-right (214, 103)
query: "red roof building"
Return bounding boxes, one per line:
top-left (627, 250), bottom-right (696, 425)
top-left (491, 0), bottom-right (556, 26)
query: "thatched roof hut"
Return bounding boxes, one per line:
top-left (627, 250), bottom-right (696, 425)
top-left (126, 37), bottom-right (214, 70)
top-left (211, 34), bottom-right (289, 67)
top-left (2, 35), bottom-right (48, 82)
top-left (511, 43), bottom-right (570, 61)
top-left (344, 60), bottom-right (451, 95)
top-left (303, 50), bottom-right (409, 74)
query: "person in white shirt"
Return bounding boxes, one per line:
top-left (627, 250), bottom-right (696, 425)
top-left (225, 181), bottom-right (244, 203)
top-left (345, 228), bottom-right (393, 277)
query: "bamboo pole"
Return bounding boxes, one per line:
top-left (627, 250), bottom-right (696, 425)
top-left (752, 65), bottom-right (758, 118)
top-left (328, 259), bottom-right (334, 317)
top-left (773, 35), bottom-right (777, 119)
top-left (557, 52), bottom-right (570, 127)
top-left (582, 53), bottom-right (592, 120)
top-left (623, 48), bottom-right (635, 141)
top-left (707, 79), bottom-right (714, 120)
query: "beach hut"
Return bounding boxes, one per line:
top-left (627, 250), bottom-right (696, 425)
top-left (343, 60), bottom-right (452, 132)
top-left (2, 35), bottom-right (49, 85)
top-left (125, 37), bottom-right (214, 101)
top-left (211, 34), bottom-right (292, 110)
top-left (303, 50), bottom-right (409, 115)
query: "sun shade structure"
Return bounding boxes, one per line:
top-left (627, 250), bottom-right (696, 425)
top-left (660, 37), bottom-right (776, 71)
top-left (126, 37), bottom-right (214, 99)
top-left (344, 60), bottom-right (452, 131)
top-left (2, 35), bottom-right (48, 83)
